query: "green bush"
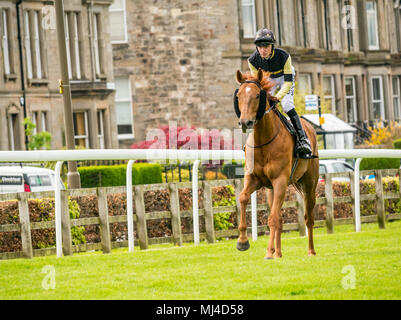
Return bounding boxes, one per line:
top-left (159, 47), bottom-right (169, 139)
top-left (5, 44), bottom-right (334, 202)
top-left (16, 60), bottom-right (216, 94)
top-left (360, 158), bottom-right (400, 170)
top-left (393, 138), bottom-right (401, 149)
top-left (78, 163), bottom-right (162, 188)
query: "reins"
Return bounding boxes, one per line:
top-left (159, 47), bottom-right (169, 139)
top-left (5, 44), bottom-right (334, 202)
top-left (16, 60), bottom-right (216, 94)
top-left (245, 104), bottom-right (280, 149)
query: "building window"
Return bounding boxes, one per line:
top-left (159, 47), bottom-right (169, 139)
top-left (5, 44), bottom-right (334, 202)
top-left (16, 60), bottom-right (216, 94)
top-left (298, 73), bottom-right (312, 95)
top-left (8, 113), bottom-right (21, 151)
top-left (32, 111), bottom-right (39, 135)
top-left (341, 0), bottom-right (355, 51)
top-left (299, 0), bottom-right (307, 47)
top-left (73, 111), bottom-right (89, 148)
top-left (323, 75), bottom-right (336, 113)
top-left (32, 111), bottom-right (48, 133)
top-left (393, 76), bottom-right (401, 121)
top-left (366, 0), bottom-right (379, 50)
top-left (97, 110), bottom-right (105, 149)
top-left (345, 76), bottom-right (357, 123)
top-left (65, 12), bottom-right (82, 80)
top-left (241, 0), bottom-right (256, 38)
top-left (322, 0), bottom-right (330, 50)
top-left (24, 10), bottom-right (44, 79)
top-left (41, 111), bottom-right (48, 132)
top-left (395, 4), bottom-right (401, 52)
top-left (109, 0), bottom-right (128, 43)
top-left (370, 76), bottom-right (385, 120)
top-left (93, 13), bottom-right (103, 79)
top-left (1, 9), bottom-right (12, 75)
top-left (114, 77), bottom-right (134, 139)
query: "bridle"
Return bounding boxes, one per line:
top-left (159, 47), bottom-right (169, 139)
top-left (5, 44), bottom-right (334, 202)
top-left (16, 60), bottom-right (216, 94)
top-left (234, 80), bottom-right (280, 148)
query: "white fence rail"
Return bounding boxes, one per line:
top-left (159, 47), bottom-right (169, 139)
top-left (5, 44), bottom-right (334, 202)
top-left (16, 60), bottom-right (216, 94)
top-left (1, 148), bottom-right (401, 257)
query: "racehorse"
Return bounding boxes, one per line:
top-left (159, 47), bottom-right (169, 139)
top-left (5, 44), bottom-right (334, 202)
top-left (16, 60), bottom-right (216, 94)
top-left (234, 69), bottom-right (319, 259)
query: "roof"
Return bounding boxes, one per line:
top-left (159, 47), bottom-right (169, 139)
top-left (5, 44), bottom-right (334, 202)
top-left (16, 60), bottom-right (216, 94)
top-left (302, 114), bottom-right (357, 134)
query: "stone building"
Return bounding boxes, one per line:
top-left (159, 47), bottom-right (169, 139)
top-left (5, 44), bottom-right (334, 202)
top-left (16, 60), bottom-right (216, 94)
top-left (0, 0), bottom-right (118, 151)
top-left (1, 0), bottom-right (400, 151)
top-left (111, 0), bottom-right (401, 146)
top-left (238, 0), bottom-right (401, 131)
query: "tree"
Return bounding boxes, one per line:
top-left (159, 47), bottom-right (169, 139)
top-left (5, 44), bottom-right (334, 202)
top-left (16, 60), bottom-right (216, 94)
top-left (23, 117), bottom-right (52, 150)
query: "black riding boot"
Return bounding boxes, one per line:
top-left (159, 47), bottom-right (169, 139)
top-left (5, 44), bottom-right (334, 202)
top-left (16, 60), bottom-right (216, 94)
top-left (287, 109), bottom-right (312, 157)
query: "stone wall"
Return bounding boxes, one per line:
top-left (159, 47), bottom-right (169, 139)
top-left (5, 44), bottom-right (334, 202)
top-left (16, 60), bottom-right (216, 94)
top-left (113, 0), bottom-right (242, 142)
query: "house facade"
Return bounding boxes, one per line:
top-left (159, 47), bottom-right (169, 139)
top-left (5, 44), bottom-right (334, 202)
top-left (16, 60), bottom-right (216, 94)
top-left (0, 0), bottom-right (118, 151)
top-left (111, 0), bottom-right (401, 146)
top-left (1, 0), bottom-right (400, 150)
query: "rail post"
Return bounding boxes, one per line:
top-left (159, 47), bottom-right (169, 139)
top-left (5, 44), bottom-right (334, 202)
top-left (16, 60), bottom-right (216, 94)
top-left (97, 187), bottom-right (112, 253)
top-left (375, 170), bottom-right (386, 229)
top-left (354, 158), bottom-right (362, 232)
top-left (17, 193), bottom-right (33, 259)
top-left (134, 185), bottom-right (148, 249)
top-left (60, 189), bottom-right (73, 256)
top-left (126, 160), bottom-right (135, 252)
top-left (325, 173), bottom-right (334, 234)
top-left (55, 160), bottom-right (64, 257)
top-left (203, 181), bottom-right (215, 243)
top-left (169, 182), bottom-right (183, 246)
top-left (192, 160), bottom-right (200, 245)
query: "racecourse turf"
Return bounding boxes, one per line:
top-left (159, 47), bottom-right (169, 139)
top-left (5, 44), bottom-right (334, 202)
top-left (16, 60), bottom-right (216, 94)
top-left (1, 220), bottom-right (400, 300)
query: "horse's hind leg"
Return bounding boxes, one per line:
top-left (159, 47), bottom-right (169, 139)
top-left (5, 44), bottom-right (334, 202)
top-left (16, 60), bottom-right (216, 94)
top-left (304, 191), bottom-right (316, 256)
top-left (237, 175), bottom-right (259, 251)
top-left (300, 171), bottom-right (318, 256)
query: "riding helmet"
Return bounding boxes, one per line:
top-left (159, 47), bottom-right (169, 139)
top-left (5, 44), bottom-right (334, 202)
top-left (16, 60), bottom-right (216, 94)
top-left (254, 28), bottom-right (276, 45)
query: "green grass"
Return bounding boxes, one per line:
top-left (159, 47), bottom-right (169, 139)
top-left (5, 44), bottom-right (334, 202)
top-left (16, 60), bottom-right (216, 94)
top-left (1, 221), bottom-right (401, 300)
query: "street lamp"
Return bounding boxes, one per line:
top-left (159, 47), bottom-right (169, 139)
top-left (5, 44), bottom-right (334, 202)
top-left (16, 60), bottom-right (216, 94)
top-left (54, 0), bottom-right (80, 189)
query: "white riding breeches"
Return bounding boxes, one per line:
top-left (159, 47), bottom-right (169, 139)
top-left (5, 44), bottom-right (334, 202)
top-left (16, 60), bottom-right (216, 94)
top-left (269, 67), bottom-right (296, 114)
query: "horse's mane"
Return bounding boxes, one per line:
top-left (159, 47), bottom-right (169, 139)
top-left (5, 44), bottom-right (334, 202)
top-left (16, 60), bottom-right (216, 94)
top-left (241, 70), bottom-right (275, 95)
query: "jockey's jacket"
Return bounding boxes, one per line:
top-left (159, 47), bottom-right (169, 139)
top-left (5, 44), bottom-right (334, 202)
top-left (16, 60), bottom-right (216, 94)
top-left (248, 48), bottom-right (294, 101)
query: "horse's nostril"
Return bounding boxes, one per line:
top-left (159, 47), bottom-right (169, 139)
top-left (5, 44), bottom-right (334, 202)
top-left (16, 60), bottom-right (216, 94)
top-left (238, 121), bottom-right (242, 127)
top-left (246, 120), bottom-right (254, 128)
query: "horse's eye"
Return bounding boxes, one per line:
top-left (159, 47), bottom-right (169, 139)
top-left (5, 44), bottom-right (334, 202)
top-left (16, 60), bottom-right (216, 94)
top-left (256, 94), bottom-right (260, 99)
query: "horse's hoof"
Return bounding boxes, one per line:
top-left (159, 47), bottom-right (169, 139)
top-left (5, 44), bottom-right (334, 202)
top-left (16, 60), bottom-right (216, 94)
top-left (264, 256), bottom-right (274, 260)
top-left (236, 240), bottom-right (250, 251)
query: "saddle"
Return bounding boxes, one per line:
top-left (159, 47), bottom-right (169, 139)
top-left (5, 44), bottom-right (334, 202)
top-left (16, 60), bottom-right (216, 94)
top-left (270, 101), bottom-right (318, 160)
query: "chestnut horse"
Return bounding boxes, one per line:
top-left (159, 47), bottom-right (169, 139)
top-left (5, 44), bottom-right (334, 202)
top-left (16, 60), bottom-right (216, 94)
top-left (234, 69), bottom-right (319, 259)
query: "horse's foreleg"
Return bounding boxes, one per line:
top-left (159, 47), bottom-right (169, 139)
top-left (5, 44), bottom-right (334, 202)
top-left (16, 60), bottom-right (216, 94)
top-left (237, 175), bottom-right (258, 251)
top-left (265, 177), bottom-right (287, 259)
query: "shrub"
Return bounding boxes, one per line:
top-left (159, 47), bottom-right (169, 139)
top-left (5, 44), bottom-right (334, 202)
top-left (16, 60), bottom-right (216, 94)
top-left (364, 121), bottom-right (401, 148)
top-left (204, 171), bottom-right (227, 180)
top-left (360, 158), bottom-right (400, 170)
top-left (393, 138), bottom-right (401, 149)
top-left (78, 163), bottom-right (162, 188)
top-left (212, 185), bottom-right (235, 233)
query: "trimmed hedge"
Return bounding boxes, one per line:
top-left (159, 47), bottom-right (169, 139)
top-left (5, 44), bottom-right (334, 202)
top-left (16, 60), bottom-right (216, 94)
top-left (360, 158), bottom-right (400, 170)
top-left (393, 138), bottom-right (401, 149)
top-left (78, 163), bottom-right (162, 188)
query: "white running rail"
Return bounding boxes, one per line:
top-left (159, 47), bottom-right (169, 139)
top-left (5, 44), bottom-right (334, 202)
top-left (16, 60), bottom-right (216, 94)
top-left (1, 148), bottom-right (400, 257)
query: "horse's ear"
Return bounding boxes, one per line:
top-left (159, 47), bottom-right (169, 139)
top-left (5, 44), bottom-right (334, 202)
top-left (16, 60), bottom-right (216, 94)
top-left (236, 70), bottom-right (243, 84)
top-left (257, 68), bottom-right (263, 82)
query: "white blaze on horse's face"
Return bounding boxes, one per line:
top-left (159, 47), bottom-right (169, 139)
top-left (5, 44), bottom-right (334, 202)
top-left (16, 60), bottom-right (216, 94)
top-left (238, 84), bottom-right (260, 132)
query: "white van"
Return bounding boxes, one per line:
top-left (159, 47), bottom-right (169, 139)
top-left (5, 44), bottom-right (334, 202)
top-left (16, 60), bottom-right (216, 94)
top-left (0, 165), bottom-right (65, 194)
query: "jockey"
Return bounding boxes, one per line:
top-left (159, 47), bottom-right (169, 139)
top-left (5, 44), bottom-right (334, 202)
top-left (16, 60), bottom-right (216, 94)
top-left (248, 28), bottom-right (312, 158)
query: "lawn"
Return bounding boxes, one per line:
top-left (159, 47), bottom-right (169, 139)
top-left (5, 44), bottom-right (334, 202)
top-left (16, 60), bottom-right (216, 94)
top-left (1, 221), bottom-right (401, 300)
